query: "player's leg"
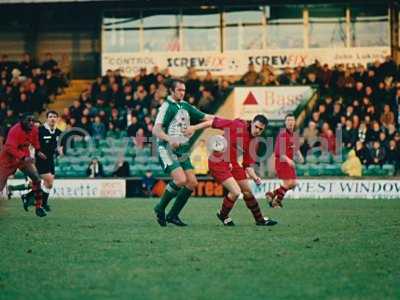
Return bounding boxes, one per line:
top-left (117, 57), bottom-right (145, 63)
top-left (237, 179), bottom-right (277, 226)
top-left (154, 146), bottom-right (188, 226)
top-left (7, 182), bottom-right (31, 192)
top-left (41, 173), bottom-right (54, 212)
top-left (0, 164), bottom-right (19, 200)
top-left (6, 180), bottom-right (30, 200)
top-left (19, 162), bottom-right (46, 217)
top-left (217, 177), bottom-right (241, 226)
top-left (0, 169), bottom-right (10, 200)
top-left (267, 174), bottom-right (297, 208)
top-left (267, 164), bottom-right (297, 208)
top-left (166, 161), bottom-right (197, 226)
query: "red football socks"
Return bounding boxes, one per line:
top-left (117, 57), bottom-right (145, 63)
top-left (243, 194), bottom-right (264, 222)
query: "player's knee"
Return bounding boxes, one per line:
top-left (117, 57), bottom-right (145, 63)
top-left (174, 177), bottom-right (187, 187)
top-left (242, 191), bottom-right (253, 199)
top-left (288, 180), bottom-right (297, 189)
top-left (44, 178), bottom-right (54, 189)
top-left (230, 190), bottom-right (241, 200)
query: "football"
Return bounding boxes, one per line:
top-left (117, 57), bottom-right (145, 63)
top-left (209, 135), bottom-right (227, 152)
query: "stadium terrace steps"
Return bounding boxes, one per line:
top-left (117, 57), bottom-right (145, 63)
top-left (45, 79), bottom-right (92, 115)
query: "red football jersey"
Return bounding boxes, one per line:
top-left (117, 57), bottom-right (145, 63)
top-left (0, 122), bottom-right (40, 163)
top-left (212, 117), bottom-right (257, 168)
top-left (274, 128), bottom-right (296, 161)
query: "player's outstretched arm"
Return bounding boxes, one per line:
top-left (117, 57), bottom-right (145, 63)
top-left (183, 118), bottom-right (214, 137)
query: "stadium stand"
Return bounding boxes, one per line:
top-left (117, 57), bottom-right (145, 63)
top-left (0, 52), bottom-right (68, 135)
top-left (1, 52), bottom-right (399, 178)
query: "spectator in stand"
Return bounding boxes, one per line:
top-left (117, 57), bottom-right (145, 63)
top-left (56, 115), bottom-right (67, 131)
top-left (257, 64), bottom-right (273, 85)
top-left (310, 111), bottom-right (323, 130)
top-left (379, 131), bottom-right (389, 151)
top-left (69, 100), bottom-right (83, 120)
top-left (317, 104), bottom-right (328, 121)
top-left (369, 141), bottom-right (386, 166)
top-left (355, 141), bottom-right (370, 165)
top-left (302, 121), bottom-right (319, 149)
top-left (394, 88), bottom-right (400, 126)
top-left (133, 128), bottom-right (146, 149)
top-left (19, 53), bottom-right (34, 77)
top-left (78, 116), bottom-right (91, 135)
top-left (218, 79), bottom-right (231, 99)
top-left (387, 124), bottom-right (397, 140)
top-left (241, 63), bottom-right (258, 86)
top-left (42, 52), bottom-right (58, 71)
top-left (91, 115), bottom-right (106, 140)
top-left (368, 121), bottom-right (381, 143)
top-left (15, 93), bottom-right (31, 115)
top-left (278, 67), bottom-right (292, 85)
top-left (141, 170), bottom-right (156, 197)
top-left (197, 89), bottom-right (214, 113)
top-left (110, 82), bottom-right (124, 108)
top-left (0, 101), bottom-right (6, 123)
top-left (202, 71), bottom-right (218, 96)
top-left (86, 158), bottom-right (104, 178)
top-left (320, 129), bottom-right (336, 154)
top-left (341, 150), bottom-right (362, 177)
top-left (328, 102), bottom-right (343, 130)
top-left (112, 158), bottom-right (130, 177)
top-left (342, 119), bottom-right (357, 149)
top-left (386, 140), bottom-right (400, 173)
top-left (186, 68), bottom-right (201, 101)
top-left (357, 121), bottom-right (369, 143)
top-left (380, 104), bottom-right (395, 129)
top-left (127, 115), bottom-right (141, 138)
top-left (109, 108), bottom-right (126, 131)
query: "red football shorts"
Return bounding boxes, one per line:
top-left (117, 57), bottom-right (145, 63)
top-left (275, 160), bottom-right (297, 180)
top-left (208, 158), bottom-right (247, 184)
top-left (0, 159), bottom-right (22, 191)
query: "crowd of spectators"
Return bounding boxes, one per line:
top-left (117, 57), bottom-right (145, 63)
top-left (0, 50), bottom-right (399, 176)
top-left (295, 57), bottom-right (400, 173)
top-left (0, 52), bottom-right (67, 137)
top-left (59, 66), bottom-right (230, 147)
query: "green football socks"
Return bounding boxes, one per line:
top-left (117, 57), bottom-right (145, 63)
top-left (167, 186), bottom-right (193, 219)
top-left (155, 181), bottom-right (181, 212)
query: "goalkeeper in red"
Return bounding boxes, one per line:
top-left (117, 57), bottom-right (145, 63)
top-left (185, 115), bottom-right (277, 226)
top-left (266, 113), bottom-right (304, 208)
top-left (0, 114), bottom-right (47, 217)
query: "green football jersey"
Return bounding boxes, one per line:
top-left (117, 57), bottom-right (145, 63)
top-left (155, 96), bottom-right (206, 154)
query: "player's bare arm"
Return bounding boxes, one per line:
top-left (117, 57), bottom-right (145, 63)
top-left (245, 167), bottom-right (262, 185)
top-left (183, 116), bottom-right (215, 136)
top-left (280, 154), bottom-right (295, 167)
top-left (152, 123), bottom-right (180, 149)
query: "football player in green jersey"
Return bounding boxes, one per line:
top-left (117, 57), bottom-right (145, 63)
top-left (153, 79), bottom-right (213, 227)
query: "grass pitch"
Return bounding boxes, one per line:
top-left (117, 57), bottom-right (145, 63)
top-left (0, 197), bottom-right (399, 300)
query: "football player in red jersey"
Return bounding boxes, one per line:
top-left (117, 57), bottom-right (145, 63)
top-left (0, 114), bottom-right (47, 217)
top-left (266, 114), bottom-right (304, 208)
top-left (185, 115), bottom-right (277, 226)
